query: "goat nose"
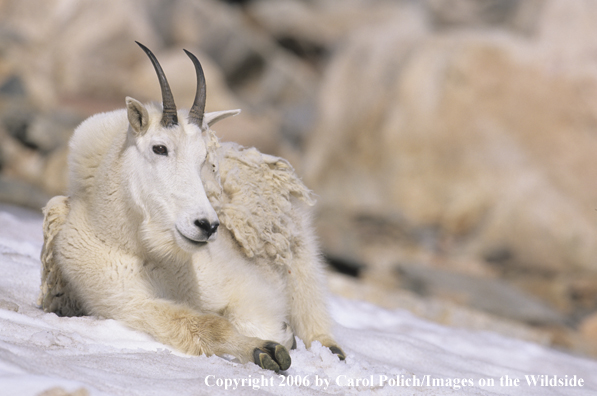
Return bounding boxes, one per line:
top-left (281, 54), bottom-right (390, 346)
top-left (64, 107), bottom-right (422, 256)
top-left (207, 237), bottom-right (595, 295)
top-left (194, 219), bottom-right (219, 237)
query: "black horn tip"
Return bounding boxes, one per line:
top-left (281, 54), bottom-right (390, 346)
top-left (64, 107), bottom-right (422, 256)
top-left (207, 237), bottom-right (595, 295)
top-left (183, 48), bottom-right (198, 61)
top-left (184, 49), bottom-right (207, 128)
top-left (183, 49), bottom-right (206, 77)
top-left (135, 41), bottom-right (153, 56)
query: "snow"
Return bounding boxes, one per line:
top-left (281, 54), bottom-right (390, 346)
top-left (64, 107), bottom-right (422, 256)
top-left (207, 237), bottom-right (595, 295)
top-left (0, 203), bottom-right (596, 396)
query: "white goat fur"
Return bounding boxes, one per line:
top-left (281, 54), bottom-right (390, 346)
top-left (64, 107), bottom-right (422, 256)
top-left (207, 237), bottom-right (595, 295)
top-left (39, 98), bottom-right (340, 366)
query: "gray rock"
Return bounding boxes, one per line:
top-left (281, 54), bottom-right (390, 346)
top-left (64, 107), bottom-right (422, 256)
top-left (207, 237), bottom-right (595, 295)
top-left (425, 0), bottom-right (546, 34)
top-left (0, 101), bottom-right (35, 148)
top-left (395, 262), bottom-right (566, 325)
top-left (0, 176), bottom-right (50, 210)
top-left (27, 112), bottom-right (81, 154)
top-left (0, 75), bottom-right (26, 97)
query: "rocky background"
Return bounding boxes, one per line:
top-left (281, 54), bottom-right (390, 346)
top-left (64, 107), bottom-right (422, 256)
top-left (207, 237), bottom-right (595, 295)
top-left (1, 0), bottom-right (597, 358)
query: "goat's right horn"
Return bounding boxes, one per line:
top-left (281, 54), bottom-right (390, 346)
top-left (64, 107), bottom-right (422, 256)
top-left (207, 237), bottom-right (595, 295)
top-left (183, 49), bottom-right (206, 129)
top-left (135, 41), bottom-right (178, 128)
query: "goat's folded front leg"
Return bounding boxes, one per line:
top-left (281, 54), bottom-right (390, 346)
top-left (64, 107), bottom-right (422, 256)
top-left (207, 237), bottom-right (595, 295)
top-left (119, 299), bottom-right (291, 371)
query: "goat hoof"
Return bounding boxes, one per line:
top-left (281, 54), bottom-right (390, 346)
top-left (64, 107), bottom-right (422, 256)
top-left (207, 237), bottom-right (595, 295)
top-left (253, 342), bottom-right (291, 372)
top-left (264, 342), bottom-right (291, 371)
top-left (329, 345), bottom-right (346, 361)
top-left (254, 348), bottom-right (281, 372)
top-left (253, 347), bottom-right (281, 372)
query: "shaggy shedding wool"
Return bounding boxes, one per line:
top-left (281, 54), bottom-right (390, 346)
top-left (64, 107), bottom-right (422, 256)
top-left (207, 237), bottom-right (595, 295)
top-left (212, 142), bottom-right (315, 268)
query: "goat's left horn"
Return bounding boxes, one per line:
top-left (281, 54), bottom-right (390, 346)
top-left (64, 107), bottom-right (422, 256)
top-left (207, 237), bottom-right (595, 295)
top-left (183, 49), bottom-right (206, 128)
top-left (135, 41), bottom-right (178, 128)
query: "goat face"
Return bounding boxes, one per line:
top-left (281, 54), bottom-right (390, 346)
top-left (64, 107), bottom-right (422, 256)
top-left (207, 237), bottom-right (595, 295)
top-left (121, 43), bottom-right (238, 254)
top-left (124, 99), bottom-right (220, 252)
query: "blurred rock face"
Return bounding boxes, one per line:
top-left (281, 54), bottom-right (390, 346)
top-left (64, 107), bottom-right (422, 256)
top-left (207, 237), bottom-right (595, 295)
top-left (304, 0), bottom-right (597, 337)
top-left (306, 28), bottom-right (597, 272)
top-left (2, 0), bottom-right (597, 355)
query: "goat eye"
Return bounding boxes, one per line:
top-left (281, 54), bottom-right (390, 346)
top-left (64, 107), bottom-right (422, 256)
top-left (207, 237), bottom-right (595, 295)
top-left (152, 145), bottom-right (168, 156)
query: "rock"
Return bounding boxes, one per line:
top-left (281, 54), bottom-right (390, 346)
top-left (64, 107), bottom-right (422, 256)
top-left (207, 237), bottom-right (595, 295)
top-left (0, 74), bottom-right (26, 96)
top-left (26, 112), bottom-right (80, 154)
top-left (0, 176), bottom-right (50, 210)
top-left (580, 312), bottom-right (597, 342)
top-left (0, 97), bottom-right (35, 146)
top-left (324, 253), bottom-right (366, 278)
top-left (394, 262), bottom-right (565, 325)
top-left (169, 0), bottom-right (321, 151)
top-left (248, 0), bottom-right (336, 49)
top-left (301, 0), bottom-right (597, 328)
top-left (425, 0), bottom-right (546, 33)
top-left (0, 103), bottom-right (74, 197)
top-left (327, 271), bottom-right (553, 346)
top-left (0, 126), bottom-right (45, 186)
top-left (0, 114), bottom-right (67, 201)
top-left (1, 0), bottom-right (158, 108)
top-left (248, 0), bottom-right (429, 51)
top-left (169, 0), bottom-right (270, 85)
top-left (304, 3), bottom-right (597, 275)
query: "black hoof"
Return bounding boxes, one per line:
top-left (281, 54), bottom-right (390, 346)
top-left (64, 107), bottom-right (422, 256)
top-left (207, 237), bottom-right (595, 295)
top-left (265, 342), bottom-right (291, 371)
top-left (329, 345), bottom-right (346, 361)
top-left (253, 342), bottom-right (291, 372)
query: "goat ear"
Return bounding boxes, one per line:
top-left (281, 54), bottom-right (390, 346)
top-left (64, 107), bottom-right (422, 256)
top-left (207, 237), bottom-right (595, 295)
top-left (126, 97), bottom-right (150, 135)
top-left (204, 109), bottom-right (241, 128)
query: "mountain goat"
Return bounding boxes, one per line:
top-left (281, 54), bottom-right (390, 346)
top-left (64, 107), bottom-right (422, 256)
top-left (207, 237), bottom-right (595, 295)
top-left (38, 42), bottom-right (344, 372)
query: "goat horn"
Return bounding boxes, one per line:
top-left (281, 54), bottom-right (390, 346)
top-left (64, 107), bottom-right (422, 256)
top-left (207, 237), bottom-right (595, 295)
top-left (183, 49), bottom-right (206, 128)
top-left (135, 41), bottom-right (178, 127)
